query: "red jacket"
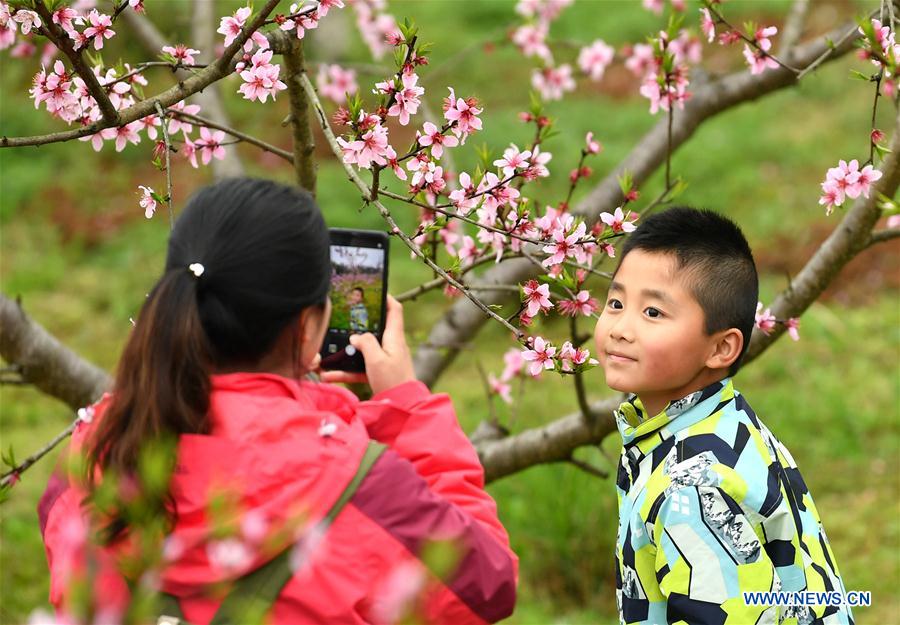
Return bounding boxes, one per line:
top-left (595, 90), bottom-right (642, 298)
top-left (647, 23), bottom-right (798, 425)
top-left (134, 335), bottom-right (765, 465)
top-left (39, 374), bottom-right (518, 624)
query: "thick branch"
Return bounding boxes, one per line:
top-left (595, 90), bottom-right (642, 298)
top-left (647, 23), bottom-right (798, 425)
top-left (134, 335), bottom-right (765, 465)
top-left (412, 18), bottom-right (862, 388)
top-left (0, 295), bottom-right (111, 409)
top-left (475, 397), bottom-right (621, 483)
top-left (744, 110), bottom-right (900, 361)
top-left (283, 39), bottom-right (318, 195)
top-left (2, 0), bottom-right (281, 149)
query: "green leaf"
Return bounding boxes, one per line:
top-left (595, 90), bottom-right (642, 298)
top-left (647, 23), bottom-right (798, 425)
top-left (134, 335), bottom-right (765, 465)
top-left (669, 176), bottom-right (689, 200)
top-left (1, 445), bottom-right (16, 469)
top-left (529, 91), bottom-right (544, 117)
top-left (618, 171), bottom-right (634, 196)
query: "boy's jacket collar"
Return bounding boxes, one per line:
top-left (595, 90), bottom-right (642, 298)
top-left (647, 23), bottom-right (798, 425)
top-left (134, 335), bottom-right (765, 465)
top-left (615, 378), bottom-right (733, 448)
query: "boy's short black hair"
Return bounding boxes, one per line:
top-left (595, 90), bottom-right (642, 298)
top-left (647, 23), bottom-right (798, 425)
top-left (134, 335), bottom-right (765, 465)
top-left (352, 287), bottom-right (364, 296)
top-left (617, 207), bottom-right (758, 376)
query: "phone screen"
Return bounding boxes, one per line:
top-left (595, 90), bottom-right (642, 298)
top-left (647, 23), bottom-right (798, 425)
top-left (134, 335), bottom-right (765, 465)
top-left (320, 229), bottom-right (389, 372)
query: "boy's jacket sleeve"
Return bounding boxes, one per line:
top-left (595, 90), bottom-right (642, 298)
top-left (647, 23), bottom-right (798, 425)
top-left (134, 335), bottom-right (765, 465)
top-left (652, 485), bottom-right (779, 625)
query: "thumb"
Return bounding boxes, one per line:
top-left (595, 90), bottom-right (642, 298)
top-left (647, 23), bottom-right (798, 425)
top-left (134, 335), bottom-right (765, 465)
top-left (349, 332), bottom-right (382, 359)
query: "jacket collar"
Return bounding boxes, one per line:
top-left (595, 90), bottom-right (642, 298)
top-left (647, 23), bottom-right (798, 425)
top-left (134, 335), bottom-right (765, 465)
top-left (615, 378), bottom-right (733, 449)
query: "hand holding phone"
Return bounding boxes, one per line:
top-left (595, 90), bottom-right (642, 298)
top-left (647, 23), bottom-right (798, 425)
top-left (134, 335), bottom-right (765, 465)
top-left (319, 229), bottom-right (389, 372)
top-left (319, 296), bottom-right (417, 394)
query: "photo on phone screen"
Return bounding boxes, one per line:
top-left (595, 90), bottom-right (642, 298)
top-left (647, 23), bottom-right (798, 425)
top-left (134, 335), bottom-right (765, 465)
top-left (320, 229), bottom-right (389, 372)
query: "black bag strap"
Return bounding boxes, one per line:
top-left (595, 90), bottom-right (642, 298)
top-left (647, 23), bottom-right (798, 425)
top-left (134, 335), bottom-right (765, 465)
top-left (156, 440), bottom-right (387, 625)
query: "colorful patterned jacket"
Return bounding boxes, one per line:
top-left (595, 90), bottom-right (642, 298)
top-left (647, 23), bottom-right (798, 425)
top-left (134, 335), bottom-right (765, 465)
top-left (614, 378), bottom-right (853, 625)
top-left (39, 375), bottom-right (517, 624)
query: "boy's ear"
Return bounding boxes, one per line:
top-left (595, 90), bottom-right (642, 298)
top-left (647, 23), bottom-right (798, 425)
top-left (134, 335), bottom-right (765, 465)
top-left (705, 328), bottom-right (743, 371)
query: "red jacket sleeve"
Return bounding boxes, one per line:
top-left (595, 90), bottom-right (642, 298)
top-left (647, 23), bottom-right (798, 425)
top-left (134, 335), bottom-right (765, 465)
top-left (354, 381), bottom-right (517, 575)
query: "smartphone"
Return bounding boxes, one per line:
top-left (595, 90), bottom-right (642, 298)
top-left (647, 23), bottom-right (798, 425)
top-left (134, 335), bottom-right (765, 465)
top-left (319, 228), bottom-right (390, 372)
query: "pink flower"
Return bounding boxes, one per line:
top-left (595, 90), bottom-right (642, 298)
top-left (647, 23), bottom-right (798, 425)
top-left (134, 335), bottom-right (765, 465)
top-left (521, 337), bottom-right (557, 377)
top-left (477, 171), bottom-right (520, 213)
top-left (52, 7), bottom-right (80, 34)
top-left (457, 235), bottom-right (478, 267)
top-left (558, 341), bottom-right (595, 372)
top-left (493, 143), bottom-right (532, 177)
top-left (578, 39), bottom-right (614, 81)
top-left (887, 214), bottom-right (900, 228)
top-left (218, 6), bottom-right (252, 47)
top-left (818, 180), bottom-right (842, 215)
top-left (501, 348), bottom-right (525, 381)
top-left (443, 88), bottom-right (483, 140)
top-left (600, 207), bottom-right (638, 234)
top-left (182, 135), bottom-right (200, 168)
top-left (754, 25), bottom-right (778, 52)
top-left (670, 30), bottom-right (701, 65)
top-left (512, 23), bottom-right (551, 63)
top-left (542, 220), bottom-right (588, 267)
top-left (522, 279), bottom-right (553, 317)
top-left (754, 302), bottom-right (776, 335)
top-left (337, 118), bottom-right (391, 169)
top-left (166, 101), bottom-right (201, 134)
top-left (138, 185), bottom-right (157, 219)
top-left (558, 290), bottom-right (599, 317)
top-left (699, 8), bottom-right (716, 43)
top-left (112, 122), bottom-right (141, 152)
top-left (642, 0), bottom-right (664, 15)
top-left (137, 114), bottom-right (160, 140)
top-left (743, 44), bottom-right (778, 75)
top-left (848, 163), bottom-right (882, 199)
top-left (82, 10), bottom-right (115, 50)
top-left (785, 317), bottom-right (800, 341)
top-left (196, 127), bottom-right (226, 164)
top-left (449, 172), bottom-right (478, 214)
top-left (316, 63), bottom-right (357, 104)
top-left (585, 131), bottom-right (601, 154)
top-left (387, 71), bottom-right (424, 126)
top-left (525, 145), bottom-right (552, 179)
top-left (488, 374), bottom-right (512, 404)
top-left (12, 9), bottom-right (40, 35)
top-left (238, 48), bottom-right (287, 102)
top-left (417, 121), bottom-right (458, 159)
top-left (162, 44), bottom-right (201, 65)
top-left (624, 43), bottom-right (655, 77)
top-left (531, 64), bottom-right (575, 101)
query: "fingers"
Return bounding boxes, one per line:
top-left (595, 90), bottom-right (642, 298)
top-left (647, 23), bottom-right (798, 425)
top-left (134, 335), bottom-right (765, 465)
top-left (319, 370), bottom-right (369, 385)
top-left (382, 295), bottom-right (406, 350)
top-left (349, 332), bottom-right (382, 359)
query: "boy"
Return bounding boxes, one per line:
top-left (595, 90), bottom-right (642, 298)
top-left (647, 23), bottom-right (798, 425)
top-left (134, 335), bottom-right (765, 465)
top-left (594, 208), bottom-right (853, 625)
top-left (348, 286), bottom-right (369, 332)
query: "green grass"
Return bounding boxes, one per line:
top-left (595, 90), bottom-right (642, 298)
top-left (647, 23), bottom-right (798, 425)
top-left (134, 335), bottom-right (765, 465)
top-left (2, 0), bottom-right (898, 623)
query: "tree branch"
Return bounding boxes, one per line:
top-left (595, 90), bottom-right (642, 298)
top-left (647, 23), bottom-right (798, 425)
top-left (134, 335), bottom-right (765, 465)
top-left (298, 72), bottom-right (526, 341)
top-left (867, 226), bottom-right (900, 247)
top-left (32, 2), bottom-right (120, 125)
top-left (0, 295), bottom-right (111, 410)
top-left (170, 110), bottom-right (294, 162)
top-left (743, 110), bottom-right (900, 362)
top-left (119, 6), bottom-right (246, 180)
top-left (283, 38), bottom-right (318, 195)
top-left (475, 397), bottom-right (621, 483)
top-left (1, 0), bottom-right (282, 149)
top-left (412, 17), bottom-right (863, 388)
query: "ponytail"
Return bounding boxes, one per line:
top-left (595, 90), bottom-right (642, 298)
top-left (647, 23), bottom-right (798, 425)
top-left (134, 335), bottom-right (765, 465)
top-left (82, 177), bottom-right (331, 544)
top-left (84, 268), bottom-right (211, 542)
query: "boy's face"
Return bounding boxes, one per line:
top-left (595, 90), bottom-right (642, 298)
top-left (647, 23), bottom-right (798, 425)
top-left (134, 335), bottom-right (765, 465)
top-left (349, 290), bottom-right (362, 304)
top-left (593, 249), bottom-right (723, 415)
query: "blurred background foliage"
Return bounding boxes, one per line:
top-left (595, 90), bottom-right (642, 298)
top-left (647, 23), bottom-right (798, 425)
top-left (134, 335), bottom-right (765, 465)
top-left (1, 1), bottom-right (898, 623)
